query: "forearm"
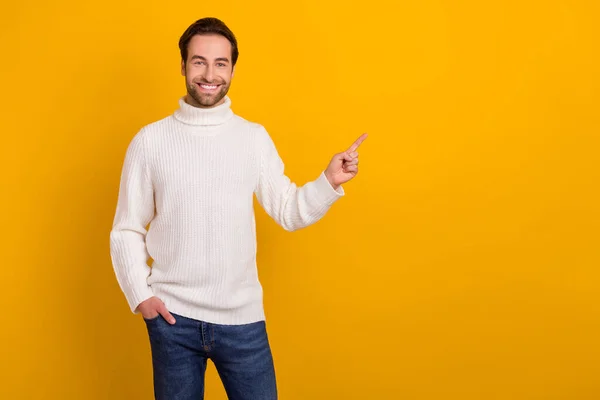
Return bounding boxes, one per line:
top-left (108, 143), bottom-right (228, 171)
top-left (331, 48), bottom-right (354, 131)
top-left (267, 171), bottom-right (344, 231)
top-left (110, 228), bottom-right (155, 313)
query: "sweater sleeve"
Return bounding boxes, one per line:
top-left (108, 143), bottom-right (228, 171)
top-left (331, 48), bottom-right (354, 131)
top-left (254, 125), bottom-right (344, 231)
top-left (109, 130), bottom-right (156, 314)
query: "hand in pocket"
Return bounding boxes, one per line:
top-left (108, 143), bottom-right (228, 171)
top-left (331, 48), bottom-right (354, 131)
top-left (136, 296), bottom-right (176, 324)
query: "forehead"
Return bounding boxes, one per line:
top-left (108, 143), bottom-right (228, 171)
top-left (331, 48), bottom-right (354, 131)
top-left (187, 34), bottom-right (232, 58)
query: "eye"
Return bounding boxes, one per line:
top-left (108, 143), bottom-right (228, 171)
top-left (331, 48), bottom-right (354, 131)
top-left (194, 61), bottom-right (205, 65)
top-left (217, 63), bottom-right (226, 67)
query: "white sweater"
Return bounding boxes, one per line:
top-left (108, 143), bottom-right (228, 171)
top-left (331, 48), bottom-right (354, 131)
top-left (109, 96), bottom-right (344, 324)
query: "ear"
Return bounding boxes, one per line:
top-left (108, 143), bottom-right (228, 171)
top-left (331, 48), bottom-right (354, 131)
top-left (181, 59), bottom-right (186, 76)
top-left (231, 65), bottom-right (235, 78)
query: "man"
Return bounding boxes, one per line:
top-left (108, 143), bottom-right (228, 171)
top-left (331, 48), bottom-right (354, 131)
top-left (109, 17), bottom-right (366, 400)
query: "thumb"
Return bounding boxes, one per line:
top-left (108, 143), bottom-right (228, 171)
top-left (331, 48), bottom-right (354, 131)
top-left (334, 151), bottom-right (351, 162)
top-left (158, 303), bottom-right (176, 325)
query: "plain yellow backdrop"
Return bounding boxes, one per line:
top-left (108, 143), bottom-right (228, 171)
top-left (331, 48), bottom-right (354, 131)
top-left (1, 0), bottom-right (599, 399)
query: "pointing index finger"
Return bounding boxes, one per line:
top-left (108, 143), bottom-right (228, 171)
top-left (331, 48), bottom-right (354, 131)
top-left (348, 133), bottom-right (368, 152)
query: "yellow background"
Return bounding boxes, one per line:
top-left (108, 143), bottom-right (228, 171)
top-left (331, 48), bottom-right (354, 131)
top-left (1, 0), bottom-right (599, 399)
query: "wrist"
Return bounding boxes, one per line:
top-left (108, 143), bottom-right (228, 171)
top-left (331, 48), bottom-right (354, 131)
top-left (324, 171), bottom-right (340, 191)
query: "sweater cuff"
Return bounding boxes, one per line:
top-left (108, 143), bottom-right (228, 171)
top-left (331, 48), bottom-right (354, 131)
top-left (127, 285), bottom-right (155, 314)
top-left (314, 171), bottom-right (345, 204)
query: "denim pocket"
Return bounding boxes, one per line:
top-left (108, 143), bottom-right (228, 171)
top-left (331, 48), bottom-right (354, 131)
top-left (143, 314), bottom-right (161, 322)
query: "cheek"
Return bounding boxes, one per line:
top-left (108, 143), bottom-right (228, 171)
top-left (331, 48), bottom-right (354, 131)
top-left (186, 72), bottom-right (200, 85)
top-left (220, 74), bottom-right (232, 84)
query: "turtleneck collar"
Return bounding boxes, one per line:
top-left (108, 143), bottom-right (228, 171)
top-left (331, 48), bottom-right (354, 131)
top-left (173, 95), bottom-right (234, 126)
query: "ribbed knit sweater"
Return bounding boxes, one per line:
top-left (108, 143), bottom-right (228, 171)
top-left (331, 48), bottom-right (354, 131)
top-left (109, 96), bottom-right (345, 324)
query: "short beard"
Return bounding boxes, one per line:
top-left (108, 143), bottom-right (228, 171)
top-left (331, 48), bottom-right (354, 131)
top-left (186, 80), bottom-right (230, 108)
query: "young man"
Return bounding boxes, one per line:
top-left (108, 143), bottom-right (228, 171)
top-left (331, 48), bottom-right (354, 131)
top-left (109, 17), bottom-right (366, 400)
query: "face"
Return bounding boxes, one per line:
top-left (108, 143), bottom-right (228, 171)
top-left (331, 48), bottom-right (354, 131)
top-left (181, 34), bottom-right (235, 108)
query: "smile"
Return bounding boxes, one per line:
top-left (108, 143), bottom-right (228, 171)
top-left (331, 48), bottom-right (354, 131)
top-left (197, 83), bottom-right (220, 91)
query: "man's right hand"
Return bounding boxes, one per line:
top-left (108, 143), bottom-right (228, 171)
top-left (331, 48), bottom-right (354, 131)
top-left (136, 296), bottom-right (176, 325)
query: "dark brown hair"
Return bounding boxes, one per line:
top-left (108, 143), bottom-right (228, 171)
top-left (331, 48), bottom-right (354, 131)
top-left (178, 17), bottom-right (239, 66)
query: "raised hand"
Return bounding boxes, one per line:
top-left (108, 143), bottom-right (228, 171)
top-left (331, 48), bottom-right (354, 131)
top-left (324, 133), bottom-right (368, 189)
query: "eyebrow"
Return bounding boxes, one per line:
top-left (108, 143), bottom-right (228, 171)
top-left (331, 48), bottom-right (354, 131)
top-left (190, 55), bottom-right (230, 63)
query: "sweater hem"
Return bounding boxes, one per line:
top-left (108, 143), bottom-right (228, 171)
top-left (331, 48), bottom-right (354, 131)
top-left (157, 294), bottom-right (267, 326)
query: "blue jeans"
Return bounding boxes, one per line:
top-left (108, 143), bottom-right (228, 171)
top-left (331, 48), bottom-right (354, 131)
top-left (144, 312), bottom-right (277, 400)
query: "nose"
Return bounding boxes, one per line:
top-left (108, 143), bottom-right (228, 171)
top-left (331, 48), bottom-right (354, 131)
top-left (204, 65), bottom-right (214, 82)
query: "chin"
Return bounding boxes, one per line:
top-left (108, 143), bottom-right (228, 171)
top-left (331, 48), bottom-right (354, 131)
top-left (192, 90), bottom-right (228, 107)
top-left (199, 96), bottom-right (223, 107)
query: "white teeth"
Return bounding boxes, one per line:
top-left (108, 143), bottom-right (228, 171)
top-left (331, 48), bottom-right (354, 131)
top-left (200, 84), bottom-right (217, 89)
